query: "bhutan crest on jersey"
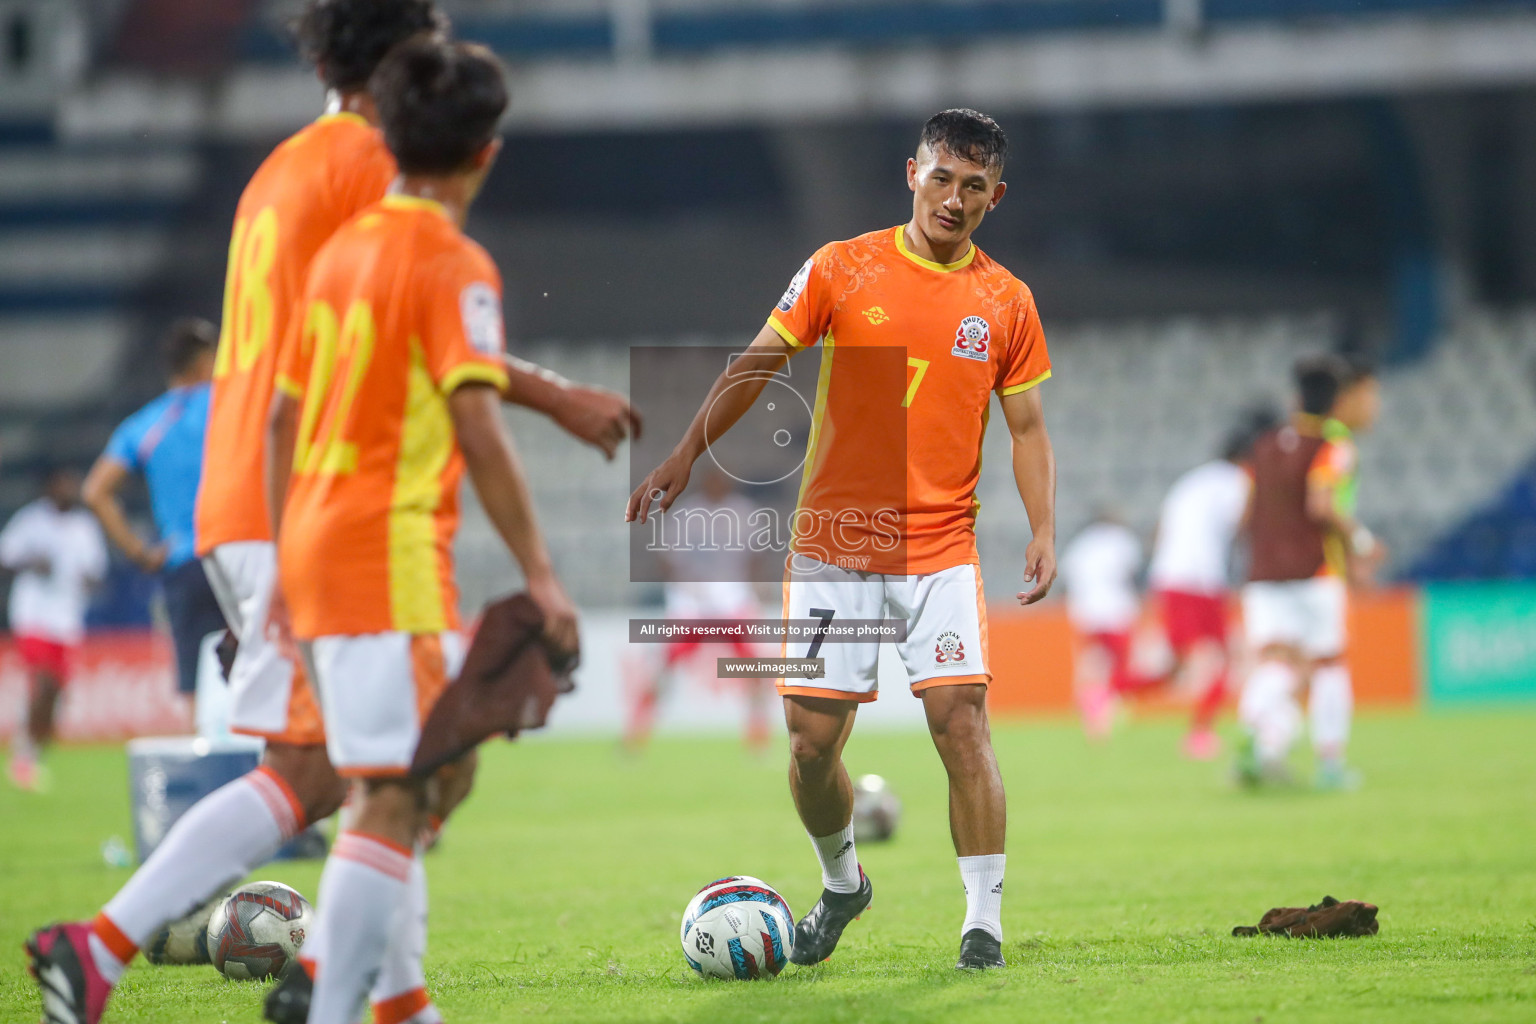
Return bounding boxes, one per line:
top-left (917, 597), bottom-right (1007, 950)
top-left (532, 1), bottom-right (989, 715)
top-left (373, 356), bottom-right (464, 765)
top-left (951, 315), bottom-right (990, 361)
top-left (935, 630), bottom-right (966, 664)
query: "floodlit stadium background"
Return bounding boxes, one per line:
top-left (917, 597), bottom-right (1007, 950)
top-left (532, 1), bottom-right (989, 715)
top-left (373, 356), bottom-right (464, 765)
top-left (3, 0), bottom-right (1536, 736)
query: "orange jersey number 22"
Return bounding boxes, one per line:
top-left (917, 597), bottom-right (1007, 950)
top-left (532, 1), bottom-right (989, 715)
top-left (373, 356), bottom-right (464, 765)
top-left (294, 298), bottom-right (377, 476)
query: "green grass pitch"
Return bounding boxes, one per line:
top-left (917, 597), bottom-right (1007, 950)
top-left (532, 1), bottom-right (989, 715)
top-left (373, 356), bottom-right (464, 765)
top-left (3, 710), bottom-right (1535, 1022)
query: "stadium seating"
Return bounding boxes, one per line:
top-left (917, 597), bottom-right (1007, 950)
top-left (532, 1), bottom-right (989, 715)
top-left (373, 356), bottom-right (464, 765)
top-left (446, 311), bottom-right (1536, 608)
top-left (243, 0), bottom-right (1536, 63)
top-left (0, 128), bottom-right (203, 508)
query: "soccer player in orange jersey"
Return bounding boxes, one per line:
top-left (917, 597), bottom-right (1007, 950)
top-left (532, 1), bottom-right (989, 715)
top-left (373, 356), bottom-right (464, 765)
top-left (267, 38), bottom-right (577, 1024)
top-left (630, 110), bottom-right (1057, 970)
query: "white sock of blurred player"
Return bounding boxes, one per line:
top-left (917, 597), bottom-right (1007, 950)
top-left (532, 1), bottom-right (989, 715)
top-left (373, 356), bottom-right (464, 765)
top-left (809, 823), bottom-right (861, 893)
top-left (308, 831), bottom-right (412, 1024)
top-left (87, 767), bottom-right (301, 982)
top-left (1239, 660), bottom-right (1302, 765)
top-left (298, 852), bottom-right (436, 1019)
top-left (1308, 661), bottom-right (1353, 765)
top-left (958, 854), bottom-right (1005, 941)
top-left (369, 852), bottom-right (441, 1024)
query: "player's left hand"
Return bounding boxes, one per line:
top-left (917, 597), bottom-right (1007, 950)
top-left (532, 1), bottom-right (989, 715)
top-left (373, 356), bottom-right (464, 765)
top-left (1017, 534), bottom-right (1057, 605)
top-left (626, 452), bottom-right (692, 524)
top-left (553, 384), bottom-right (642, 461)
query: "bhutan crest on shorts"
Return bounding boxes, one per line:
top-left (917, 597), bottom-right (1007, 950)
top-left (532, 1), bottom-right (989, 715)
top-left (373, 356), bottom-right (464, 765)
top-left (935, 630), bottom-right (966, 664)
top-left (952, 316), bottom-right (990, 361)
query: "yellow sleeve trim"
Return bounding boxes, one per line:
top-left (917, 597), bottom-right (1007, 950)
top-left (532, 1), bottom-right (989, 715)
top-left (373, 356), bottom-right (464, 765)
top-left (766, 315), bottom-right (807, 350)
top-left (273, 374), bottom-right (303, 398)
top-left (441, 362), bottom-right (511, 395)
top-left (998, 369), bottom-right (1052, 396)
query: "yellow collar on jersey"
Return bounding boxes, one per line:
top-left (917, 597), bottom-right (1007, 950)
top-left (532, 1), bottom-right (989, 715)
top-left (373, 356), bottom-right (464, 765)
top-left (381, 194), bottom-right (451, 220)
top-left (894, 225), bottom-right (976, 273)
top-left (316, 111), bottom-right (369, 128)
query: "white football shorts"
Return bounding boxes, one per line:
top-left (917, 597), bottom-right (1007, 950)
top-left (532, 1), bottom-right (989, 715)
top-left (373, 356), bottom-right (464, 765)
top-left (1241, 576), bottom-right (1347, 661)
top-left (778, 557), bottom-right (989, 702)
top-left (203, 540), bottom-right (325, 744)
top-left (300, 631), bottom-right (466, 777)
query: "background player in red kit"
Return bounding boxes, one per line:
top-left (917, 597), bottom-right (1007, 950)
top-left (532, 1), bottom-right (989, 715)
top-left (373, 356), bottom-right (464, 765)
top-left (624, 468), bottom-right (773, 754)
top-left (631, 109), bottom-right (1057, 970)
top-left (1143, 411), bottom-right (1275, 759)
top-left (1058, 510), bottom-right (1143, 739)
top-left (0, 466), bottom-right (106, 791)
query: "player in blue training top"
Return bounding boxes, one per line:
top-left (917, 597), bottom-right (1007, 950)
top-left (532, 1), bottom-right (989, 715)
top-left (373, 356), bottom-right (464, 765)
top-left (82, 318), bottom-right (226, 698)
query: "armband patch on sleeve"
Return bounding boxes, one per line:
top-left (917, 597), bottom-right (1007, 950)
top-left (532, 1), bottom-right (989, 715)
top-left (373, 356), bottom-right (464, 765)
top-left (460, 282), bottom-right (504, 356)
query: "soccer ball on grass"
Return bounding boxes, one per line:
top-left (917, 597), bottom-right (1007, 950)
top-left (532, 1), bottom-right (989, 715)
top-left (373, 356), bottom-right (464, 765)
top-left (852, 773), bottom-right (902, 842)
top-left (680, 876), bottom-right (794, 979)
top-left (206, 881), bottom-right (314, 980)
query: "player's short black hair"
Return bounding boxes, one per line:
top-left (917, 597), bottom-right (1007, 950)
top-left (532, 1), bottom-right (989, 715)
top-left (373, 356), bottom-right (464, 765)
top-left (918, 109), bottom-right (1008, 172)
top-left (1294, 354), bottom-right (1349, 417)
top-left (293, 0), bottom-right (446, 92)
top-left (1340, 351), bottom-right (1379, 387)
top-left (1221, 405), bottom-right (1281, 461)
top-left (371, 37), bottom-right (508, 176)
top-left (163, 317), bottom-right (217, 376)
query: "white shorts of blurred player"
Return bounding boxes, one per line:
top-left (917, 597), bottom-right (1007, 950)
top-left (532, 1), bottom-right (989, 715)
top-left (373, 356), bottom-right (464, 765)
top-left (1240, 576), bottom-right (1347, 661)
top-left (203, 540), bottom-right (323, 744)
top-left (778, 557), bottom-right (988, 702)
top-left (299, 632), bottom-right (466, 777)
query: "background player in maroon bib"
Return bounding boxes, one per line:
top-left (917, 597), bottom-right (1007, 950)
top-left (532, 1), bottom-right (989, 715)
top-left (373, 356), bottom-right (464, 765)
top-left (1237, 355), bottom-right (1373, 786)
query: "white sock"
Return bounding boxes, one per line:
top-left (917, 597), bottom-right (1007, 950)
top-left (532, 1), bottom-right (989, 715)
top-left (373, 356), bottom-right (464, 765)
top-left (1309, 663), bottom-right (1353, 761)
top-left (100, 767), bottom-right (299, 953)
top-left (958, 854), bottom-right (1006, 942)
top-left (370, 852), bottom-right (441, 1024)
top-left (86, 934), bottom-right (128, 986)
top-left (308, 832), bottom-right (412, 1024)
top-left (809, 824), bottom-right (861, 894)
top-left (1240, 660), bottom-right (1301, 764)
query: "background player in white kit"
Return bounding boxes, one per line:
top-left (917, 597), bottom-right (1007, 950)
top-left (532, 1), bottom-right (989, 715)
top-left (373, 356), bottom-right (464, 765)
top-left (0, 466), bottom-right (107, 790)
top-left (625, 468), bottom-right (773, 753)
top-left (1058, 511), bottom-right (1143, 739)
top-left (1144, 412), bottom-right (1274, 759)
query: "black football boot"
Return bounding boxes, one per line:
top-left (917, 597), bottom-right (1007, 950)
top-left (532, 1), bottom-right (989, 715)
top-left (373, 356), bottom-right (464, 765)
top-left (955, 927), bottom-right (1006, 970)
top-left (788, 868), bottom-right (872, 965)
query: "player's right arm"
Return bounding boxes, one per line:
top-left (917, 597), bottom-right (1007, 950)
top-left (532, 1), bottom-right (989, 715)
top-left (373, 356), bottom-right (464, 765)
top-left (625, 324), bottom-right (796, 524)
top-left (629, 249), bottom-right (830, 524)
top-left (265, 391), bottom-right (300, 539)
top-left (450, 382), bottom-right (579, 654)
top-left (264, 315), bottom-right (309, 539)
top-left (83, 420), bottom-right (167, 573)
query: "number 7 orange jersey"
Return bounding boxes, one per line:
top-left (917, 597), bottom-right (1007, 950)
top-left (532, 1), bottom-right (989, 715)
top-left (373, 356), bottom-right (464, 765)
top-left (196, 113), bottom-right (397, 556)
top-left (275, 195), bottom-right (511, 640)
top-left (767, 225), bottom-right (1051, 575)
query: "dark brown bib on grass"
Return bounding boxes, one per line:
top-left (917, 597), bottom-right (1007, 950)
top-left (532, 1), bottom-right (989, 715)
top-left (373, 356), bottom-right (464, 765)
top-left (1233, 895), bottom-right (1379, 938)
top-left (409, 592), bottom-right (578, 777)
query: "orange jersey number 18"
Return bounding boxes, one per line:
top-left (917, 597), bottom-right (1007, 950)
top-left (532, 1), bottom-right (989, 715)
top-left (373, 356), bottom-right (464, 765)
top-left (214, 206), bottom-right (279, 379)
top-left (294, 298), bottom-right (377, 476)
